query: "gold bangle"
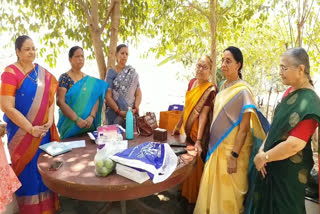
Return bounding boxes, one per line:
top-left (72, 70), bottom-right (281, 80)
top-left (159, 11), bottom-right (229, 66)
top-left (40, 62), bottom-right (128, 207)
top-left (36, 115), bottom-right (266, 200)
top-left (31, 127), bottom-right (35, 136)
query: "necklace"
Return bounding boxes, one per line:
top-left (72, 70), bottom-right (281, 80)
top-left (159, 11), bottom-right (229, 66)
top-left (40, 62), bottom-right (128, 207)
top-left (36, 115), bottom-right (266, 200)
top-left (18, 61), bottom-right (38, 84)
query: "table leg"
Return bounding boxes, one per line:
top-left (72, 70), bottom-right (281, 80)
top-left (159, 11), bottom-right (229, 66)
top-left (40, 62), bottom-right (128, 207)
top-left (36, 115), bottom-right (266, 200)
top-left (133, 199), bottom-right (163, 214)
top-left (120, 200), bottom-right (127, 214)
top-left (96, 202), bottom-right (112, 214)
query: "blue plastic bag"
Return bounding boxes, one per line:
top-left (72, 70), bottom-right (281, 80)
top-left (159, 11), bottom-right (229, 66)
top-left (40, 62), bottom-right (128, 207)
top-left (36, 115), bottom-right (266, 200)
top-left (111, 142), bottom-right (178, 183)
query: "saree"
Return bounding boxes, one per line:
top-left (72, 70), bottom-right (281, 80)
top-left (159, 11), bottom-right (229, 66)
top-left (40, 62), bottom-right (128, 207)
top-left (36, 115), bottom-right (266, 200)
top-left (105, 66), bottom-right (139, 126)
top-left (180, 81), bottom-right (217, 204)
top-left (1, 64), bottom-right (60, 214)
top-left (251, 89), bottom-right (320, 214)
top-left (194, 80), bottom-right (269, 214)
top-left (0, 139), bottom-right (21, 213)
top-left (57, 76), bottom-right (108, 139)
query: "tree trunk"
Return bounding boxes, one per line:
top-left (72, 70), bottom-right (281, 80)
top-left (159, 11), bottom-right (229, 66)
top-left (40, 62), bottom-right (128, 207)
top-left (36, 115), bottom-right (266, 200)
top-left (106, 0), bottom-right (121, 76)
top-left (91, 29), bottom-right (107, 80)
top-left (266, 86), bottom-right (272, 120)
top-left (209, 0), bottom-right (217, 84)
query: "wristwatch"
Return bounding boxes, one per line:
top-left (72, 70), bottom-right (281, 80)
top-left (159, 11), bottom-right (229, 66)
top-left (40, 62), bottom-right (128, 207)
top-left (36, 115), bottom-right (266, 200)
top-left (264, 152), bottom-right (269, 162)
top-left (231, 151), bottom-right (239, 158)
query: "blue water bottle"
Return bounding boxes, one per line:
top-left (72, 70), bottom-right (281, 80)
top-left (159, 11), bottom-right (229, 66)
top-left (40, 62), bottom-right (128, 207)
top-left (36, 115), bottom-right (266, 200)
top-left (126, 107), bottom-right (134, 140)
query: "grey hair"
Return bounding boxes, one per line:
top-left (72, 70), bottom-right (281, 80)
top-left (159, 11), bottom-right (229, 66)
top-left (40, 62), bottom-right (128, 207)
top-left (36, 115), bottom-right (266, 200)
top-left (282, 47), bottom-right (313, 86)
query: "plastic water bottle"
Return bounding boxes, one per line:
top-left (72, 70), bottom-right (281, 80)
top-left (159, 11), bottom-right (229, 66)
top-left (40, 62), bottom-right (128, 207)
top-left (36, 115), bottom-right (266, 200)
top-left (126, 107), bottom-right (134, 140)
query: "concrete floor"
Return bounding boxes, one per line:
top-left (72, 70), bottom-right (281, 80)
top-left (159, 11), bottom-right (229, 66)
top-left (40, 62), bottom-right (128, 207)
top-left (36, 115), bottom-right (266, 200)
top-left (3, 186), bottom-right (319, 214)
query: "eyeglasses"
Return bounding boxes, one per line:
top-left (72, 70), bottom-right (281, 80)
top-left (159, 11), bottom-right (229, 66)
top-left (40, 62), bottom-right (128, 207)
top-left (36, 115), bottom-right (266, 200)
top-left (279, 65), bottom-right (297, 72)
top-left (196, 63), bottom-right (209, 70)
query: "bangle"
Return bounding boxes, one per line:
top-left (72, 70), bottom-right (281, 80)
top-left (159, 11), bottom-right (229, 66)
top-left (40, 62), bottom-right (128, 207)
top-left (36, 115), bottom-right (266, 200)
top-left (116, 108), bottom-right (121, 115)
top-left (90, 114), bottom-right (95, 119)
top-left (231, 151), bottom-right (239, 158)
top-left (31, 127), bottom-right (35, 136)
top-left (196, 139), bottom-right (202, 142)
top-left (74, 116), bottom-right (80, 123)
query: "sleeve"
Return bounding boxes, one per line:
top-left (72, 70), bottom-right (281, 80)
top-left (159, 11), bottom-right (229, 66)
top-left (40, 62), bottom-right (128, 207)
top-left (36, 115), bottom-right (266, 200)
top-left (204, 88), bottom-right (217, 106)
top-left (105, 69), bottom-right (117, 89)
top-left (58, 73), bottom-right (71, 90)
top-left (1, 71), bottom-right (18, 96)
top-left (289, 119), bottom-right (318, 142)
top-left (187, 78), bottom-right (197, 91)
top-left (136, 74), bottom-right (140, 88)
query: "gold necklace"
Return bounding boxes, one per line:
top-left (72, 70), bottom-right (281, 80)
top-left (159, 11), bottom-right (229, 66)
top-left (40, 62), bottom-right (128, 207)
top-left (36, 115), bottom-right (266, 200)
top-left (18, 61), bottom-right (38, 84)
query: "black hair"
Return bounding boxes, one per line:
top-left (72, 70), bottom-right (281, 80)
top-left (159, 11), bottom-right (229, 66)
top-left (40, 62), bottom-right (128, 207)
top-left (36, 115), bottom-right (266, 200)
top-left (15, 35), bottom-right (32, 60)
top-left (283, 47), bottom-right (313, 86)
top-left (224, 46), bottom-right (243, 79)
top-left (15, 35), bottom-right (31, 51)
top-left (116, 44), bottom-right (128, 54)
top-left (69, 46), bottom-right (83, 58)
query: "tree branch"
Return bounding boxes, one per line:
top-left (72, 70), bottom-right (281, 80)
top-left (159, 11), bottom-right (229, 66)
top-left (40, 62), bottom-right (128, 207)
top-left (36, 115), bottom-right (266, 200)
top-left (100, 0), bottom-right (116, 34)
top-left (314, 43), bottom-right (320, 55)
top-left (306, 7), bottom-right (320, 51)
top-left (285, 1), bottom-right (294, 47)
top-left (188, 1), bottom-right (209, 20)
top-left (75, 0), bottom-right (92, 25)
top-left (302, 0), bottom-right (314, 24)
top-left (220, 0), bottom-right (236, 16)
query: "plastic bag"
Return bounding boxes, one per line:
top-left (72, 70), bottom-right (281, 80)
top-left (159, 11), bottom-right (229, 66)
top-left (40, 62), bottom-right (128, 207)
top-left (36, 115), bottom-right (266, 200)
top-left (96, 124), bottom-right (124, 145)
top-left (94, 140), bottom-right (128, 177)
top-left (111, 142), bottom-right (178, 183)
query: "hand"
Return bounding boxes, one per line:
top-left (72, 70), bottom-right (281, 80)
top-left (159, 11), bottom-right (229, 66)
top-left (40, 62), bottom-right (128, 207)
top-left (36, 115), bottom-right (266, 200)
top-left (31, 125), bottom-right (48, 138)
top-left (254, 151), bottom-right (267, 171)
top-left (194, 140), bottom-right (202, 155)
top-left (227, 156), bottom-right (237, 174)
top-left (171, 126), bottom-right (180, 135)
top-left (43, 120), bottom-right (53, 129)
top-left (84, 116), bottom-right (94, 129)
top-left (132, 109), bottom-right (137, 115)
top-left (76, 118), bottom-right (88, 129)
top-left (134, 106), bottom-right (139, 115)
top-left (260, 165), bottom-right (267, 178)
top-left (0, 122), bottom-right (7, 137)
top-left (119, 111), bottom-right (127, 118)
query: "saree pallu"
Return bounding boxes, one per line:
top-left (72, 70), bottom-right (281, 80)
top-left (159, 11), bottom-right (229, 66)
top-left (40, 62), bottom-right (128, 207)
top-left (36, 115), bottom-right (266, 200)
top-left (251, 89), bottom-right (320, 214)
top-left (180, 82), bottom-right (216, 204)
top-left (2, 64), bottom-right (60, 214)
top-left (105, 66), bottom-right (139, 126)
top-left (57, 76), bottom-right (108, 139)
top-left (194, 81), bottom-right (269, 214)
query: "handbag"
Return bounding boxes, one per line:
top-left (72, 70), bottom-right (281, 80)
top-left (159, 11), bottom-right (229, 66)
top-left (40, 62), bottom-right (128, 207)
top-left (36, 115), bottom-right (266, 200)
top-left (136, 112), bottom-right (158, 136)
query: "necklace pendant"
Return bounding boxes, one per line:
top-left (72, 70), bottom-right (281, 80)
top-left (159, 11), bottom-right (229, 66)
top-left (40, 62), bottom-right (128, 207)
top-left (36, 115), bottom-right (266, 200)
top-left (83, 88), bottom-right (86, 91)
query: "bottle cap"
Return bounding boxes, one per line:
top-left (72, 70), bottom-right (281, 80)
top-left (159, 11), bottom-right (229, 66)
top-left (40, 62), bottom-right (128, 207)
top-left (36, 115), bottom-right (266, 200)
top-left (128, 107), bottom-right (132, 111)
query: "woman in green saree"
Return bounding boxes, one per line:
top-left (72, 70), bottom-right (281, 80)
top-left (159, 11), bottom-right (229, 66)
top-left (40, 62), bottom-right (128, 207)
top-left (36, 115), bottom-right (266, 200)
top-left (57, 46), bottom-right (108, 139)
top-left (251, 47), bottom-right (320, 214)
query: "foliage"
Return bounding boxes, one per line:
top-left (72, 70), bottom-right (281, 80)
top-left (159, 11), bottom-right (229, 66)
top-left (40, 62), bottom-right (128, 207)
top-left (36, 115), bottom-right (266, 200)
top-left (0, 0), bottom-right (148, 68)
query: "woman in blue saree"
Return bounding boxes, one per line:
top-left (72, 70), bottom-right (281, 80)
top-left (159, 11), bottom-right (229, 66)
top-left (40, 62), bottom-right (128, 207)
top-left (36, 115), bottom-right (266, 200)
top-left (0, 35), bottom-right (60, 214)
top-left (105, 44), bottom-right (142, 126)
top-left (57, 46), bottom-right (109, 139)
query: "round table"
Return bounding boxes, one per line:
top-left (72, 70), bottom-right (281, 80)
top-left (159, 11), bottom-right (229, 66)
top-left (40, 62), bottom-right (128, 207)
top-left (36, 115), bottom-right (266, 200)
top-left (37, 132), bottom-right (196, 202)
